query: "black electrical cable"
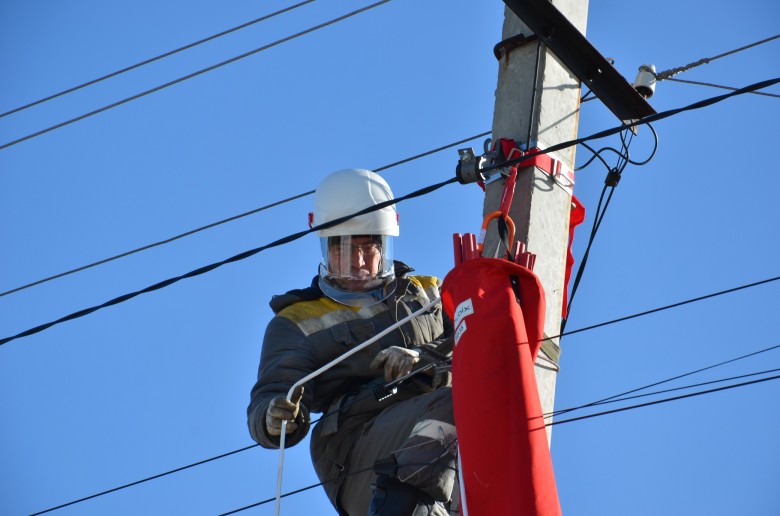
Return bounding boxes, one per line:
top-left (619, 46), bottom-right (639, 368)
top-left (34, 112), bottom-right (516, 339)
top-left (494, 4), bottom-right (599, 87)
top-left (562, 126), bottom-right (635, 334)
top-left (560, 184), bottom-right (608, 322)
top-left (558, 274), bottom-right (780, 342)
top-left (224, 372), bottom-right (780, 515)
top-left (577, 122), bottom-right (659, 170)
top-left (33, 359), bottom-right (774, 515)
top-left (28, 361), bottom-right (449, 515)
top-left (0, 176), bottom-right (457, 346)
top-left (546, 372), bottom-right (780, 429)
top-left (574, 142), bottom-right (616, 171)
top-left (373, 131), bottom-right (492, 173)
top-left (652, 34), bottom-right (780, 80)
top-left (665, 77), bottom-right (780, 99)
top-left (548, 341), bottom-right (780, 418)
top-left (217, 479), bottom-right (333, 516)
top-left (0, 0), bottom-right (393, 152)
top-left (0, 130), bottom-right (490, 299)
top-left (27, 444), bottom-right (261, 516)
top-left (25, 280), bottom-right (780, 514)
top-left (561, 366), bottom-right (780, 412)
top-left (526, 40), bottom-right (544, 147)
top-left (482, 77), bottom-right (780, 174)
top-left (0, 0), bottom-right (318, 120)
top-left (2, 78), bottom-right (777, 345)
top-left (626, 122), bottom-right (658, 166)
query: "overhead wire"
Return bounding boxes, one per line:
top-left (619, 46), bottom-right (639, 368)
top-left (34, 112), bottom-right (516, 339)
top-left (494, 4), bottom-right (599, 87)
top-left (558, 274), bottom-right (780, 342)
top-left (0, 130), bottom-right (491, 298)
top-left (665, 77), bottom-right (780, 99)
top-left (23, 288), bottom-right (780, 514)
top-left (651, 34), bottom-right (780, 80)
top-left (0, 176), bottom-right (456, 346)
top-left (27, 444), bottom-right (261, 516)
top-left (482, 77), bottom-right (780, 174)
top-left (11, 26), bottom-right (779, 516)
top-left (548, 341), bottom-right (780, 418)
top-left (0, 0), bottom-right (318, 119)
top-left (1, 78), bottom-right (778, 346)
top-left (557, 366), bottom-right (780, 412)
top-left (547, 372), bottom-right (780, 428)
top-left (561, 122), bottom-right (654, 333)
top-left (29, 366), bottom-right (441, 514)
top-left (0, 0), bottom-right (393, 152)
top-left (222, 371), bottom-right (780, 515)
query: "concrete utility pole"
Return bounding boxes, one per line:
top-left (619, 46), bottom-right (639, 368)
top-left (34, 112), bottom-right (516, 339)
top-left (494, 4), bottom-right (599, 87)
top-left (485, 0), bottom-right (589, 439)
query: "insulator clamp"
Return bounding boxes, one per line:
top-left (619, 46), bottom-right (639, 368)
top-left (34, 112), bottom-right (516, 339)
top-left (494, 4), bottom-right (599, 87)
top-left (456, 147), bottom-right (488, 184)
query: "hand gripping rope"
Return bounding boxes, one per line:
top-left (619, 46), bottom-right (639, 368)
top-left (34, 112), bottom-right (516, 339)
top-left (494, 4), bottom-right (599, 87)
top-left (274, 298), bottom-right (441, 516)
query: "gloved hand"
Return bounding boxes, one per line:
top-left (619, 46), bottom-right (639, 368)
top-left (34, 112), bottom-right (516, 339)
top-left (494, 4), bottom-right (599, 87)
top-left (265, 385), bottom-right (304, 437)
top-left (370, 346), bottom-right (421, 382)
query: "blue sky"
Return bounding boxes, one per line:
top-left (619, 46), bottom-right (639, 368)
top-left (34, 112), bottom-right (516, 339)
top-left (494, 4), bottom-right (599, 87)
top-left (1, 1), bottom-right (779, 515)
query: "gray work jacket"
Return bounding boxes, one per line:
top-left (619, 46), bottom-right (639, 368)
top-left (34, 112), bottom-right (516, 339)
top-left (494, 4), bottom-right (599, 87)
top-left (247, 262), bottom-right (452, 448)
top-left (247, 263), bottom-right (452, 504)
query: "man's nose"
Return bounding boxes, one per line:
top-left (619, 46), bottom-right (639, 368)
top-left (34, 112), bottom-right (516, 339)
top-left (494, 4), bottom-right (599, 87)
top-left (351, 247), bottom-right (366, 266)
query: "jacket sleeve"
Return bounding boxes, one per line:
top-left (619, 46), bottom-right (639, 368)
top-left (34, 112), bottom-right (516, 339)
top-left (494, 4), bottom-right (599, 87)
top-left (247, 315), bottom-right (315, 449)
top-left (407, 279), bottom-right (455, 391)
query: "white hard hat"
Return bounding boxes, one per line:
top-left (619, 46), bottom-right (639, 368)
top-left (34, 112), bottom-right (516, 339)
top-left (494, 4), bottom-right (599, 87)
top-left (310, 169), bottom-right (399, 237)
top-left (312, 169), bottom-right (398, 307)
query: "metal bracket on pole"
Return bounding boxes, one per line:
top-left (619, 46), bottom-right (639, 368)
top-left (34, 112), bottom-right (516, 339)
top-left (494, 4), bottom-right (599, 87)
top-left (455, 148), bottom-right (488, 184)
top-left (493, 33), bottom-right (538, 61)
top-left (502, 0), bottom-right (656, 123)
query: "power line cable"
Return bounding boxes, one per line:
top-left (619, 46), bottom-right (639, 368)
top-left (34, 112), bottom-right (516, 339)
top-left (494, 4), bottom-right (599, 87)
top-left (2, 78), bottom-right (777, 346)
top-left (30, 336), bottom-right (780, 513)
top-left (665, 77), bottom-right (780, 99)
top-left (223, 373), bottom-right (780, 514)
top-left (558, 274), bottom-right (780, 342)
top-left (547, 372), bottom-right (780, 428)
top-left (217, 479), bottom-right (332, 516)
top-left (0, 1), bottom-right (317, 120)
top-left (569, 366), bottom-right (780, 410)
top-left (28, 369), bottom-right (435, 514)
top-left (483, 77), bottom-right (780, 174)
top-left (0, 130), bottom-right (490, 299)
top-left (28, 444), bottom-right (260, 516)
top-left (0, 0), bottom-right (392, 152)
top-left (562, 124), bottom-right (649, 333)
top-left (549, 341), bottom-right (780, 418)
top-left (0, 176), bottom-right (456, 346)
top-left (652, 34), bottom-right (780, 80)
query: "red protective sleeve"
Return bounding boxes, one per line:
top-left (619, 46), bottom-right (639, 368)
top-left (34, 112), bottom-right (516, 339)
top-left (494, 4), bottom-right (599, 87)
top-left (442, 258), bottom-right (560, 516)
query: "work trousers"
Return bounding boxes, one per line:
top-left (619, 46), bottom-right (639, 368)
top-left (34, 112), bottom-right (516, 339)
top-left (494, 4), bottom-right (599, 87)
top-left (314, 387), bottom-right (457, 516)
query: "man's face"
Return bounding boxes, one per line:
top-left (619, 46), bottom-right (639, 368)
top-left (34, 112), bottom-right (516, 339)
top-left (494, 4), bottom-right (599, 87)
top-left (327, 235), bottom-right (383, 290)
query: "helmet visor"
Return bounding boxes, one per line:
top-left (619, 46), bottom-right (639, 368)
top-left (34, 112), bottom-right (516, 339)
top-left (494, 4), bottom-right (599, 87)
top-left (319, 235), bottom-right (396, 306)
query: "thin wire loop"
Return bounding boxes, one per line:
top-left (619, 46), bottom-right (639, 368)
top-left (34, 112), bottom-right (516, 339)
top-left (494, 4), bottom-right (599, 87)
top-left (0, 1), bottom-right (318, 119)
top-left (0, 1), bottom-right (393, 152)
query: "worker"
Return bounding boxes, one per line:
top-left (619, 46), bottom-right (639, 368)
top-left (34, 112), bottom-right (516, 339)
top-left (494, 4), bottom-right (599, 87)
top-left (247, 169), bottom-right (457, 515)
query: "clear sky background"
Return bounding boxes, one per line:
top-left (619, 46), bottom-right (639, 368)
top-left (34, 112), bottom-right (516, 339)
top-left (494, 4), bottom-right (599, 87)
top-left (1, 1), bottom-right (779, 515)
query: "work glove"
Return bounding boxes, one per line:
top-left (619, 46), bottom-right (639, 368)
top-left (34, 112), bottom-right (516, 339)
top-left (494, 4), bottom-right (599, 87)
top-left (371, 346), bottom-right (421, 382)
top-left (265, 385), bottom-right (304, 437)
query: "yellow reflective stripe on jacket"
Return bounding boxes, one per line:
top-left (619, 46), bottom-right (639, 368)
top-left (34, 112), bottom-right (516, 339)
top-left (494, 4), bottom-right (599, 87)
top-left (409, 275), bottom-right (441, 303)
top-left (277, 297), bottom-right (388, 337)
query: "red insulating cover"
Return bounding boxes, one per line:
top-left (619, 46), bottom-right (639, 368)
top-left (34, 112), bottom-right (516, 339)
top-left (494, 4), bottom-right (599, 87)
top-left (562, 195), bottom-right (586, 319)
top-left (441, 258), bottom-right (561, 516)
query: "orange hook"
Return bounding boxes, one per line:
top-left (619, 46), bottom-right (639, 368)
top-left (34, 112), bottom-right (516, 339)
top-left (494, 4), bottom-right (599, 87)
top-left (477, 211), bottom-right (515, 254)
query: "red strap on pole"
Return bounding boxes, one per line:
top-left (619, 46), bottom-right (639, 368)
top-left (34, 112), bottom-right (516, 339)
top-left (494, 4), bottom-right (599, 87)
top-left (562, 195), bottom-right (585, 318)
